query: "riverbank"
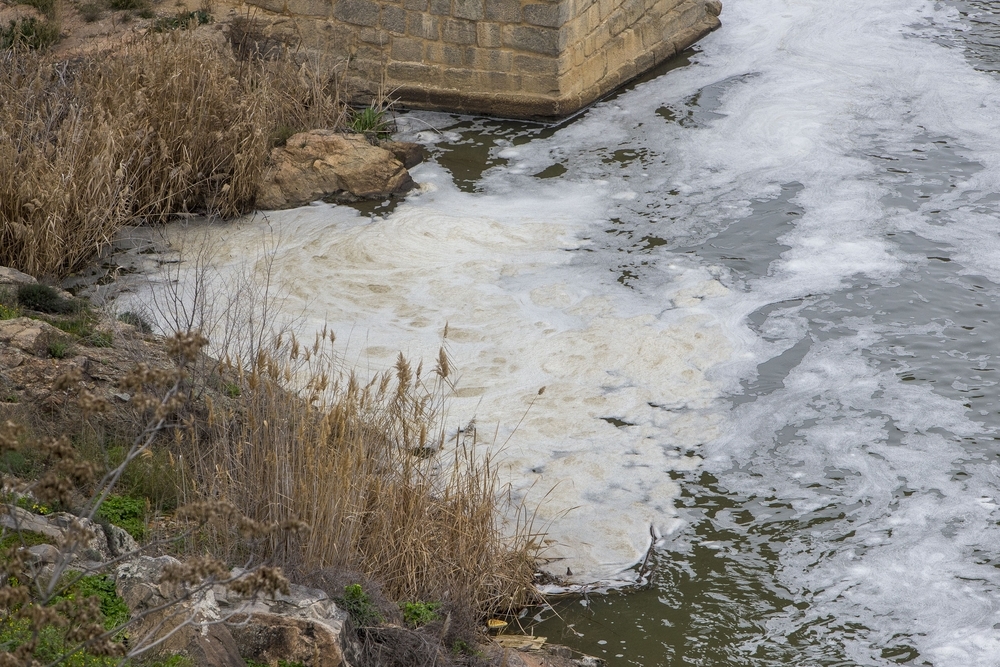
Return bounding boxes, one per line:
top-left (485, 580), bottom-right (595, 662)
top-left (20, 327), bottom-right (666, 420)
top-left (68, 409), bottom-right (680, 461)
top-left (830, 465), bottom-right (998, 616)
top-left (0, 266), bottom-right (562, 666)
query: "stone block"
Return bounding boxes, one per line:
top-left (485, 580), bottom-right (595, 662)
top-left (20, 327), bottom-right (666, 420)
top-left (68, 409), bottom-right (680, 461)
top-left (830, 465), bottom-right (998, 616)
top-left (520, 74), bottom-right (559, 95)
top-left (442, 17), bottom-right (476, 44)
top-left (358, 26), bottom-right (389, 43)
top-left (334, 0), bottom-right (380, 26)
top-left (441, 67), bottom-right (481, 89)
top-left (522, 2), bottom-right (563, 27)
top-left (406, 11), bottom-right (439, 38)
top-left (474, 47), bottom-right (513, 71)
top-left (443, 43), bottom-right (468, 66)
top-left (514, 53), bottom-right (559, 76)
top-left (387, 61), bottom-right (443, 86)
top-left (401, 0), bottom-right (426, 8)
top-left (453, 0), bottom-right (483, 20)
top-left (477, 21), bottom-right (501, 47)
top-left (391, 36), bottom-right (424, 60)
top-left (429, 0), bottom-right (450, 14)
top-left (483, 0), bottom-right (519, 22)
top-left (381, 4), bottom-right (407, 31)
top-left (502, 24), bottom-right (559, 55)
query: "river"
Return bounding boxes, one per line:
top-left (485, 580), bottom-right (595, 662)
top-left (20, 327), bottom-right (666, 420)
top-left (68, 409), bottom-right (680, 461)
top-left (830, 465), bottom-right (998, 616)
top-left (117, 0), bottom-right (1000, 664)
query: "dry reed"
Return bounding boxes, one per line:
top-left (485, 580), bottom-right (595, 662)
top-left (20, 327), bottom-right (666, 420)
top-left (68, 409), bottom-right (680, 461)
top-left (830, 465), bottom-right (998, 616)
top-left (0, 30), bottom-right (347, 278)
top-left (187, 330), bottom-right (541, 618)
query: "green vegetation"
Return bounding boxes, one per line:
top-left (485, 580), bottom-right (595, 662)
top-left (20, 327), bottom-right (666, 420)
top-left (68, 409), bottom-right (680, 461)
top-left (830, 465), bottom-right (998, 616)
top-left (56, 575), bottom-right (131, 631)
top-left (96, 494), bottom-right (147, 541)
top-left (223, 381), bottom-right (242, 398)
top-left (48, 340), bottom-right (70, 358)
top-left (337, 584), bottom-right (384, 627)
top-left (0, 303), bottom-right (21, 320)
top-left (107, 0), bottom-right (146, 11)
top-left (245, 660), bottom-right (304, 667)
top-left (79, 2), bottom-right (104, 22)
top-left (0, 17), bottom-right (59, 50)
top-left (401, 600), bottom-right (441, 627)
top-left (17, 283), bottom-right (76, 314)
top-left (118, 311), bottom-right (153, 334)
top-left (151, 9), bottom-right (211, 32)
top-left (348, 105), bottom-right (393, 139)
top-left (0, 529), bottom-right (51, 553)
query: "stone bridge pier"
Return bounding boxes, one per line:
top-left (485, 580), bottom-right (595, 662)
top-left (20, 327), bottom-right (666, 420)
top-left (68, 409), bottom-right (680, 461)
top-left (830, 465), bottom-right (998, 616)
top-left (248, 0), bottom-right (722, 118)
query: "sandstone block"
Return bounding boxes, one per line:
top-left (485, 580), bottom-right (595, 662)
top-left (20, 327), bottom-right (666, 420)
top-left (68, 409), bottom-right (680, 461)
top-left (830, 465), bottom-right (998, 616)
top-left (428, 0), bottom-right (450, 14)
top-left (380, 4), bottom-right (406, 31)
top-left (258, 131), bottom-right (415, 209)
top-left (406, 11), bottom-right (438, 38)
top-left (522, 2), bottom-right (564, 28)
top-left (0, 317), bottom-right (62, 356)
top-left (502, 24), bottom-right (559, 55)
top-left (442, 17), bottom-right (476, 44)
top-left (334, 0), bottom-right (380, 26)
top-left (484, 0), bottom-right (519, 22)
top-left (391, 35), bottom-right (424, 60)
top-left (452, 0), bottom-right (483, 20)
top-left (476, 21), bottom-right (500, 47)
top-left (379, 141), bottom-right (425, 168)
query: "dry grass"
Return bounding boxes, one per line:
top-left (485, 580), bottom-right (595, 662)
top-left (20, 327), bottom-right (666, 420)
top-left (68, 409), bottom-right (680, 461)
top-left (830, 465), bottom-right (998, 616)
top-left (185, 331), bottom-right (541, 618)
top-left (0, 30), bottom-right (347, 278)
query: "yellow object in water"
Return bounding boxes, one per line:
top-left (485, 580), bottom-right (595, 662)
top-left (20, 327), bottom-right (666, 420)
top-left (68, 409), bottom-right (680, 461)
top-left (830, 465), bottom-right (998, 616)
top-left (486, 619), bottom-right (509, 629)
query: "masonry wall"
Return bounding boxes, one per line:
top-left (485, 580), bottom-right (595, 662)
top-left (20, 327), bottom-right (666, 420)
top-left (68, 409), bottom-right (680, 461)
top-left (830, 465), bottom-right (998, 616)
top-left (247, 0), bottom-right (721, 118)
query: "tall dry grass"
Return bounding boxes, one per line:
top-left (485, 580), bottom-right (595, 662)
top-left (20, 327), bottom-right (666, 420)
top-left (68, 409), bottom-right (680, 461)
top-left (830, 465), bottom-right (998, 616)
top-left (183, 331), bottom-right (541, 617)
top-left (0, 30), bottom-right (347, 278)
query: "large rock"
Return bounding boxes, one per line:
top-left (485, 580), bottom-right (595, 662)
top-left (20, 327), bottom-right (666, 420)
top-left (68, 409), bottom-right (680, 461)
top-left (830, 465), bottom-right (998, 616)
top-left (0, 317), bottom-right (64, 356)
top-left (220, 576), bottom-right (360, 667)
top-left (0, 266), bottom-right (36, 286)
top-left (258, 131), bottom-right (415, 210)
top-left (116, 556), bottom-right (245, 667)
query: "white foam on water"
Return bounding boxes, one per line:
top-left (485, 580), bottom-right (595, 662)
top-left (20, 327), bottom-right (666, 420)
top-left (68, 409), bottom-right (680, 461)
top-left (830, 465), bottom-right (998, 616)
top-left (128, 160), bottom-right (736, 583)
top-left (121, 0), bottom-right (1000, 661)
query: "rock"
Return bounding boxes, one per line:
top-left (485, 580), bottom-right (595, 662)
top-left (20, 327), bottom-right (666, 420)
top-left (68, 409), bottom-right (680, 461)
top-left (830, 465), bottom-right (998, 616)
top-left (257, 131), bottom-right (415, 210)
top-left (116, 556), bottom-right (245, 667)
top-left (706, 0), bottom-right (723, 16)
top-left (221, 578), bottom-right (360, 667)
top-left (0, 317), bottom-right (63, 356)
top-left (379, 141), bottom-right (425, 169)
top-left (0, 266), bottom-right (36, 286)
top-left (26, 543), bottom-right (61, 566)
top-left (0, 505), bottom-right (65, 541)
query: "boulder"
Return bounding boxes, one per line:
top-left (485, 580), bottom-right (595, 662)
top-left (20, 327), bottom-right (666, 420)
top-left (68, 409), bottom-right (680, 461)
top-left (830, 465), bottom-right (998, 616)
top-left (379, 141), bottom-right (425, 169)
top-left (0, 317), bottom-right (63, 356)
top-left (0, 267), bottom-right (36, 286)
top-left (116, 556), bottom-right (245, 667)
top-left (220, 577), bottom-right (360, 667)
top-left (258, 131), bottom-right (415, 210)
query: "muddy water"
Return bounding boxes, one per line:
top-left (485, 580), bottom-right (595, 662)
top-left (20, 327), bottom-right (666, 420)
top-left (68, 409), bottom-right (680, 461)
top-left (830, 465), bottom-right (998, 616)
top-left (119, 0), bottom-right (1000, 664)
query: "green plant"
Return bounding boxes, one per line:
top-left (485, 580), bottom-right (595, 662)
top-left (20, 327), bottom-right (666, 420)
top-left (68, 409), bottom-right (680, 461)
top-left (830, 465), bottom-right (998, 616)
top-left (348, 105), bottom-right (392, 138)
top-left (17, 283), bottom-right (76, 314)
top-left (0, 529), bottom-right (51, 553)
top-left (271, 124), bottom-right (296, 147)
top-left (223, 382), bottom-right (241, 398)
top-left (96, 494), bottom-right (147, 541)
top-left (151, 9), bottom-right (210, 32)
top-left (0, 16), bottom-right (60, 50)
top-left (400, 600), bottom-right (441, 627)
top-left (56, 575), bottom-right (131, 630)
top-left (87, 331), bottom-right (113, 348)
top-left (118, 311), bottom-right (153, 334)
top-left (337, 584), bottom-right (384, 627)
top-left (0, 303), bottom-right (20, 320)
top-left (14, 494), bottom-right (52, 515)
top-left (48, 340), bottom-right (70, 358)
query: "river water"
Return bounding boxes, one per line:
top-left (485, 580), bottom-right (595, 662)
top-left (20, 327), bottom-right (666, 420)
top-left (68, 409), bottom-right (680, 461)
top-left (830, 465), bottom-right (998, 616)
top-left (117, 0), bottom-right (1000, 664)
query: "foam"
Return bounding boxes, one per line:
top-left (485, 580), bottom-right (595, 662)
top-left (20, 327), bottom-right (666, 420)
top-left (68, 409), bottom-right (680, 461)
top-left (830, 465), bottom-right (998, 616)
top-left (121, 0), bottom-right (1000, 660)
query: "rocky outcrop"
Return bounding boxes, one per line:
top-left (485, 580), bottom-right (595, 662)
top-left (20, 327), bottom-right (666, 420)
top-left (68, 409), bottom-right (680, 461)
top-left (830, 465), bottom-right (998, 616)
top-left (257, 131), bottom-right (417, 210)
top-left (0, 317), bottom-right (66, 357)
top-left (221, 576), bottom-right (360, 667)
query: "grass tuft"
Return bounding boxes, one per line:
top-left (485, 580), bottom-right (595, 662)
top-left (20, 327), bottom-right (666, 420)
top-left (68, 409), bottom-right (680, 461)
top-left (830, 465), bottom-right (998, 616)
top-left (0, 16), bottom-right (59, 50)
top-left (17, 284), bottom-right (75, 314)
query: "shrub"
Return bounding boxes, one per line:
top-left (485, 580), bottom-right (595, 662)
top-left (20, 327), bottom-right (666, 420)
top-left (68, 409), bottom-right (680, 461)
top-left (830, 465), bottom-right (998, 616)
top-left (47, 340), bottom-right (70, 358)
top-left (336, 584), bottom-right (385, 627)
top-left (348, 105), bottom-right (393, 139)
top-left (17, 283), bottom-right (75, 314)
top-left (108, 0), bottom-right (145, 10)
top-left (0, 17), bottom-right (59, 50)
top-left (79, 2), bottom-right (104, 22)
top-left (20, 0), bottom-right (56, 18)
top-left (151, 9), bottom-right (210, 32)
top-left (117, 311), bottom-right (153, 334)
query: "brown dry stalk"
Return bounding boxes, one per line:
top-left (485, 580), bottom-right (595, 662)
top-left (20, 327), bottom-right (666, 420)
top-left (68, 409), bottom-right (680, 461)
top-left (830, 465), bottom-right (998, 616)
top-left (191, 338), bottom-right (541, 618)
top-left (0, 32), bottom-right (347, 278)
